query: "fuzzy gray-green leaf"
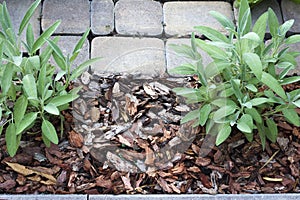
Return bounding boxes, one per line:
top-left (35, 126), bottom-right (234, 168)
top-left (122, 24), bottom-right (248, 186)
top-left (216, 124), bottom-right (231, 146)
top-left (13, 95), bottom-right (28, 125)
top-left (22, 74), bottom-right (37, 99)
top-left (261, 72), bottom-right (287, 100)
top-left (282, 108), bottom-right (300, 126)
top-left (19, 0), bottom-right (41, 35)
top-left (42, 119), bottom-right (58, 144)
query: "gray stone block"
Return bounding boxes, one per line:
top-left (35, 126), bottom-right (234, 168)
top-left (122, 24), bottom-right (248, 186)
top-left (89, 194), bottom-right (300, 200)
top-left (0, 195), bottom-right (87, 200)
top-left (166, 39), bottom-right (213, 76)
top-left (41, 36), bottom-right (89, 70)
top-left (115, 0), bottom-right (163, 36)
top-left (91, 0), bottom-right (114, 35)
top-left (91, 37), bottom-right (166, 77)
top-left (42, 0), bottom-right (90, 34)
top-left (233, 0), bottom-right (283, 33)
top-left (281, 0), bottom-right (300, 33)
top-left (163, 2), bottom-right (233, 37)
top-left (0, 0), bottom-right (41, 51)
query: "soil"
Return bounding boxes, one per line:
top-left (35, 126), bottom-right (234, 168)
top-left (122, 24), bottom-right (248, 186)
top-left (0, 73), bottom-right (299, 194)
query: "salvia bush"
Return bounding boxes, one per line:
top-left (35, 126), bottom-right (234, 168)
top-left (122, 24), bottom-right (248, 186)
top-left (170, 0), bottom-right (300, 149)
top-left (0, 0), bottom-right (99, 156)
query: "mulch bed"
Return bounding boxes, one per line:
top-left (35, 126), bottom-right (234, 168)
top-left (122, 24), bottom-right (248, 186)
top-left (0, 72), bottom-right (299, 194)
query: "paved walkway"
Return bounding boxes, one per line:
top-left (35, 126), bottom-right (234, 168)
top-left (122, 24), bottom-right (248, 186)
top-left (2, 0), bottom-right (300, 76)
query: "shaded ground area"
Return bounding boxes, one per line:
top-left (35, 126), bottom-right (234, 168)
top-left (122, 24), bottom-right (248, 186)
top-left (0, 75), bottom-right (299, 194)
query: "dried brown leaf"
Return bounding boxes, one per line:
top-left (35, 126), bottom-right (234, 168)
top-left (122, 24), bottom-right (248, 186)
top-left (68, 130), bottom-right (84, 148)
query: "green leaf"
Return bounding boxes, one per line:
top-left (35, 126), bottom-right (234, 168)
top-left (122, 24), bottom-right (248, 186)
top-left (249, 97), bottom-right (269, 106)
top-left (216, 125), bottom-right (231, 146)
top-left (1, 2), bottom-right (14, 34)
top-left (1, 63), bottom-right (14, 95)
top-left (194, 26), bottom-right (229, 43)
top-left (241, 32), bottom-right (261, 43)
top-left (5, 123), bottom-right (19, 157)
top-left (37, 64), bottom-right (47, 97)
top-left (16, 112), bottom-right (38, 135)
top-left (70, 28), bottom-right (90, 62)
top-left (282, 108), bottom-right (300, 126)
top-left (245, 108), bottom-right (262, 124)
top-left (169, 44), bottom-right (200, 60)
top-left (31, 20), bottom-right (60, 54)
top-left (253, 12), bottom-right (268, 41)
top-left (48, 94), bottom-right (78, 107)
top-left (243, 53), bottom-right (262, 79)
top-left (46, 38), bottom-right (65, 61)
top-left (213, 105), bottom-right (236, 121)
top-left (238, 5), bottom-right (251, 36)
top-left (70, 57), bottom-right (102, 81)
top-left (237, 121), bottom-right (251, 133)
top-left (42, 133), bottom-right (51, 147)
top-left (230, 79), bottom-right (243, 101)
top-left (173, 87), bottom-right (201, 96)
top-left (279, 19), bottom-right (294, 37)
top-left (280, 76), bottom-right (300, 85)
top-left (285, 34), bottom-right (300, 44)
top-left (40, 37), bottom-right (59, 67)
top-left (42, 119), bottom-right (58, 144)
top-left (44, 103), bottom-right (59, 115)
top-left (18, 0), bottom-right (41, 35)
top-left (22, 74), bottom-right (37, 99)
top-left (293, 100), bottom-right (300, 108)
top-left (261, 72), bottom-right (287, 100)
top-left (169, 64), bottom-right (196, 75)
top-left (46, 38), bottom-right (67, 71)
top-left (266, 118), bottom-right (278, 143)
top-left (209, 11), bottom-right (235, 30)
top-left (257, 123), bottom-right (266, 150)
top-left (237, 114), bottom-right (253, 133)
top-left (245, 84), bottom-right (258, 92)
top-left (181, 108), bottom-right (200, 124)
top-left (268, 8), bottom-right (279, 38)
top-left (26, 24), bottom-right (34, 53)
top-left (13, 95), bottom-right (28, 125)
top-left (196, 39), bottom-right (228, 60)
top-left (199, 104), bottom-right (211, 126)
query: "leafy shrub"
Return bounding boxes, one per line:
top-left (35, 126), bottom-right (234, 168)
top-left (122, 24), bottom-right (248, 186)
top-left (0, 0), bottom-right (99, 156)
top-left (170, 0), bottom-right (300, 149)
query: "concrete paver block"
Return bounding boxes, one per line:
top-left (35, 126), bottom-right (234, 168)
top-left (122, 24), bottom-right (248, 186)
top-left (115, 0), bottom-right (163, 36)
top-left (89, 194), bottom-right (300, 200)
top-left (163, 2), bottom-right (233, 37)
top-left (91, 37), bottom-right (166, 77)
top-left (42, 0), bottom-right (90, 34)
top-left (0, 195), bottom-right (87, 200)
top-left (0, 0), bottom-right (41, 51)
top-left (41, 36), bottom-right (89, 70)
top-left (166, 38), bottom-right (213, 76)
top-left (281, 0), bottom-right (300, 33)
top-left (91, 0), bottom-right (114, 35)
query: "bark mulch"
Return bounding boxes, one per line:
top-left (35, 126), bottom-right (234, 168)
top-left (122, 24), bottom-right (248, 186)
top-left (0, 72), bottom-right (299, 194)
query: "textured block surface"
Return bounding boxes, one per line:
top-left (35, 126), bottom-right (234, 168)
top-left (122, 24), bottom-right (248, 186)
top-left (163, 2), bottom-right (233, 37)
top-left (91, 37), bottom-right (166, 77)
top-left (115, 0), bottom-right (163, 36)
top-left (42, 0), bottom-right (90, 34)
top-left (91, 0), bottom-right (114, 35)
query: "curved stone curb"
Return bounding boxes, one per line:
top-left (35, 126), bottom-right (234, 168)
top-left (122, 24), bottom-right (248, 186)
top-left (1, 194), bottom-right (300, 200)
